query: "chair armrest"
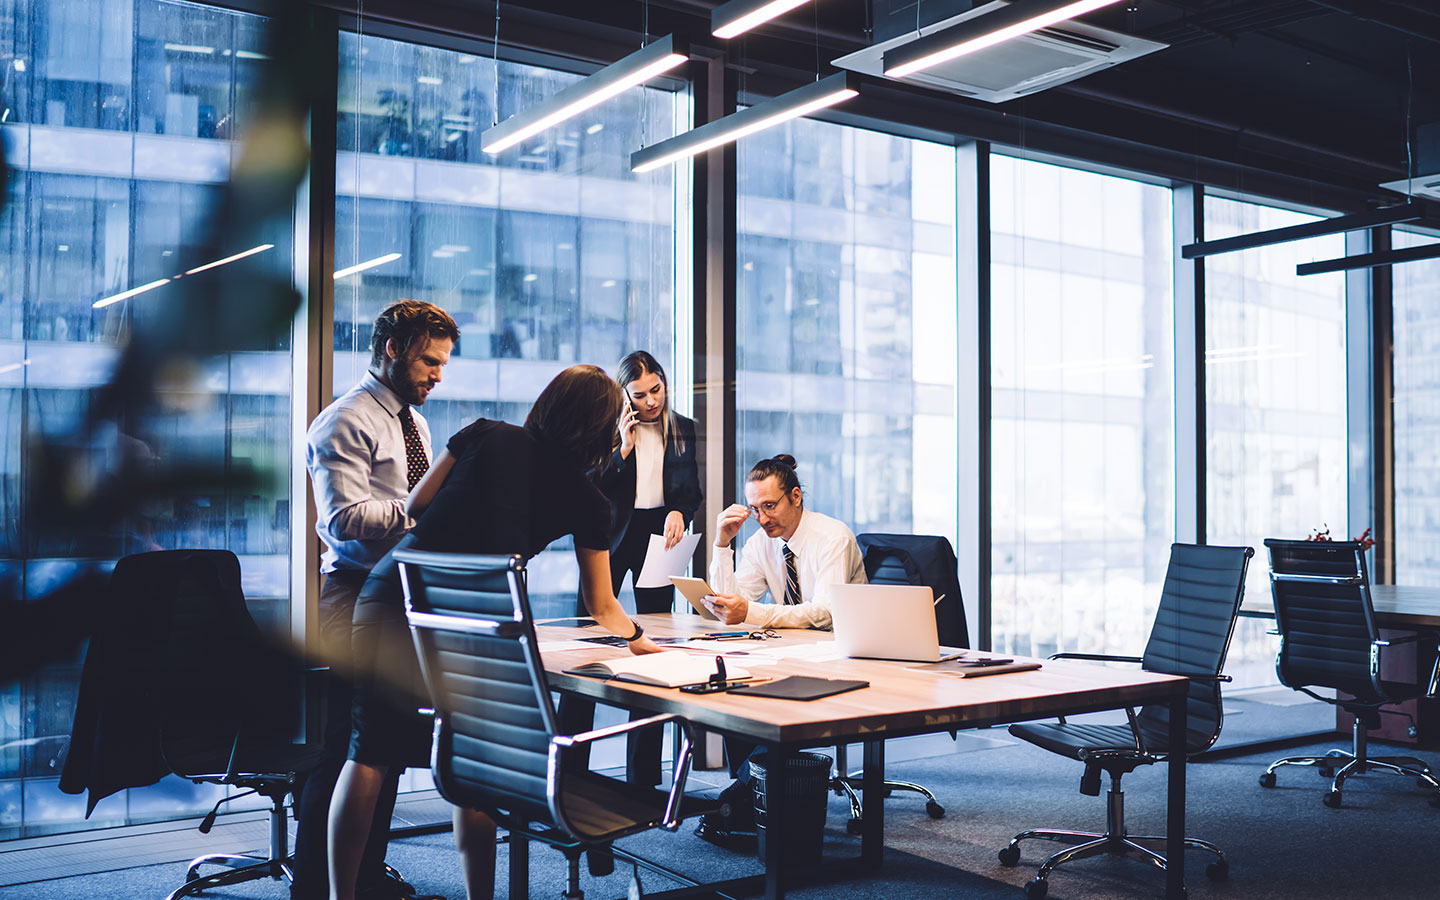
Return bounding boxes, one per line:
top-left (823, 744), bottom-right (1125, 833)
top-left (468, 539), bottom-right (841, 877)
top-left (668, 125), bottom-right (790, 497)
top-left (1184, 673), bottom-right (1233, 683)
top-left (552, 714), bottom-right (697, 831)
top-left (1049, 653), bottom-right (1143, 664)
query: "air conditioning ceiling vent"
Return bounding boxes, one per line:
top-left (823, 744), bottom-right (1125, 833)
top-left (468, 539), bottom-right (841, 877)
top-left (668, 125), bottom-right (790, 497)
top-left (834, 1), bottom-right (1166, 104)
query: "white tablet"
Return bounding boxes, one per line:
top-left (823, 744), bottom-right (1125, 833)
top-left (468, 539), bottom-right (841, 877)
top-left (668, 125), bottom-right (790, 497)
top-left (668, 576), bottom-right (720, 620)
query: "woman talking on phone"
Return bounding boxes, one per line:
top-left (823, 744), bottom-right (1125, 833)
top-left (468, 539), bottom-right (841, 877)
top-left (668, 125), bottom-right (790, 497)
top-left (563, 351), bottom-right (701, 788)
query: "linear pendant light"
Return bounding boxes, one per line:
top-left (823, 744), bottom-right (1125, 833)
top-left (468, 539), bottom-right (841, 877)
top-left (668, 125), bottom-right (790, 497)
top-left (712, 0), bottom-right (813, 39)
top-left (482, 35), bottom-right (689, 154)
top-left (631, 72), bottom-right (859, 173)
top-left (1182, 205), bottom-right (1421, 260)
top-left (884, 0), bottom-right (1124, 79)
top-left (1297, 239), bottom-right (1440, 276)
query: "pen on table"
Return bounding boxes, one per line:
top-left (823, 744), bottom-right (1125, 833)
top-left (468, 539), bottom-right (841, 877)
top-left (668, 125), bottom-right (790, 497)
top-left (932, 593), bottom-right (946, 607)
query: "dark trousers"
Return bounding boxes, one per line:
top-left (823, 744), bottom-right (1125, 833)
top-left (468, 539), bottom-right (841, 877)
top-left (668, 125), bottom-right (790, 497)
top-left (560, 508), bottom-right (673, 785)
top-left (290, 570), bottom-right (402, 900)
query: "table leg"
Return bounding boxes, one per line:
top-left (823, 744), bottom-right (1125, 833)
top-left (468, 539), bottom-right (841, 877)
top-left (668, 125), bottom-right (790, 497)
top-left (861, 740), bottom-right (885, 870)
top-left (1166, 685), bottom-right (1188, 900)
top-left (763, 745), bottom-right (789, 900)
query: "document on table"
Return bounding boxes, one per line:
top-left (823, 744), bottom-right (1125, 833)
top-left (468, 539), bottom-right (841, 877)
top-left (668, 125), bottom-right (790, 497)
top-left (635, 532), bottom-right (703, 588)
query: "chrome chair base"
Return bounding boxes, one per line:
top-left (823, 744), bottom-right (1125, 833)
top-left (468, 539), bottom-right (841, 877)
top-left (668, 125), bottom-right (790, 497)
top-left (1259, 719), bottom-right (1440, 807)
top-left (998, 787), bottom-right (1227, 899)
top-left (832, 744), bottom-right (945, 833)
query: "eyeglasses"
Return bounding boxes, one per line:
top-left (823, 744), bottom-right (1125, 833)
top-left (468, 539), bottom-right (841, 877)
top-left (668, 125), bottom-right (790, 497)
top-left (748, 628), bottom-right (781, 641)
top-left (745, 497), bottom-right (788, 517)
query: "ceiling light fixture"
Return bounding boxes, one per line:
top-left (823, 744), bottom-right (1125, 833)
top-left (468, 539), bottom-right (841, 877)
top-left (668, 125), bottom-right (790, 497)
top-left (482, 35), bottom-right (689, 154)
top-left (94, 279), bottom-right (171, 309)
top-left (1181, 205), bottom-right (1421, 259)
top-left (712, 0), bottom-right (812, 40)
top-left (1297, 239), bottom-right (1440, 276)
top-left (884, 0), bottom-right (1124, 79)
top-left (185, 243), bottom-right (274, 276)
top-left (334, 252), bottom-right (403, 279)
top-left (631, 72), bottom-right (859, 173)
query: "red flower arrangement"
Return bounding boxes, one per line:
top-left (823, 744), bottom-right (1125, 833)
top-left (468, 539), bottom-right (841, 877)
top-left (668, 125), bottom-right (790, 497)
top-left (1305, 525), bottom-right (1375, 552)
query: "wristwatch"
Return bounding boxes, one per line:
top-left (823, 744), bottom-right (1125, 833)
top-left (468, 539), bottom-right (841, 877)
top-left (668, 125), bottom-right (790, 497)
top-left (624, 620), bottom-right (645, 642)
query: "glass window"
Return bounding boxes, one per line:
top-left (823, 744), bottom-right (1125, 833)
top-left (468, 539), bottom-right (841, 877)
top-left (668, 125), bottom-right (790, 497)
top-left (1392, 229), bottom-right (1440, 583)
top-left (989, 155), bottom-right (1175, 659)
top-left (1204, 196), bottom-right (1349, 720)
top-left (335, 31), bottom-right (684, 618)
top-left (0, 0), bottom-right (293, 839)
top-left (735, 119), bottom-right (959, 555)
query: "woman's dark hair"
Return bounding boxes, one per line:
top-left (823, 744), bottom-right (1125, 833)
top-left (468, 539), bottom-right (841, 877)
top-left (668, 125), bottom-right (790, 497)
top-left (370, 299), bottom-right (460, 368)
top-left (616, 350), bottom-right (684, 454)
top-left (525, 365), bottom-right (625, 471)
top-left (747, 454), bottom-right (802, 505)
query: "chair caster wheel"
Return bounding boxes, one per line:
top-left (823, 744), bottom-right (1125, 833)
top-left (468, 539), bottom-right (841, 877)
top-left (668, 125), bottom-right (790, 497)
top-left (1205, 859), bottom-right (1230, 882)
top-left (926, 800), bottom-right (944, 819)
top-left (846, 817), bottom-right (863, 835)
top-left (1258, 772), bottom-right (1276, 788)
top-left (587, 847), bottom-right (615, 877)
top-left (1024, 877), bottom-right (1048, 899)
top-left (1323, 790), bottom-right (1343, 808)
top-left (1317, 767), bottom-right (1334, 778)
top-left (998, 845), bottom-right (1021, 867)
top-left (1418, 778), bottom-right (1433, 789)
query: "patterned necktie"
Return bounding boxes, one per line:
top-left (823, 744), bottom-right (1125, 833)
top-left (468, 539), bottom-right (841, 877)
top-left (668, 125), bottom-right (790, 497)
top-left (782, 544), bottom-right (801, 606)
top-left (397, 406), bottom-right (428, 490)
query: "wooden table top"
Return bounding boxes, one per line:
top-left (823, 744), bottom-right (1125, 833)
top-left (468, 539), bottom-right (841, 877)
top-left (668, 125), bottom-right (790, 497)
top-left (1240, 584), bottom-right (1440, 628)
top-left (538, 614), bottom-right (1187, 746)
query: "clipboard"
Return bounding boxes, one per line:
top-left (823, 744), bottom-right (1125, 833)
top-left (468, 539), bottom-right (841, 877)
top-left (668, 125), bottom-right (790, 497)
top-left (669, 576), bottom-right (720, 620)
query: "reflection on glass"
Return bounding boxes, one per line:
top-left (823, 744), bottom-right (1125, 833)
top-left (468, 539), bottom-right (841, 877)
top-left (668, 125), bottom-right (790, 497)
top-left (1204, 196), bottom-right (1347, 697)
top-left (334, 31), bottom-right (682, 618)
top-left (989, 155), bottom-right (1174, 659)
top-left (1393, 229), bottom-right (1440, 584)
top-left (735, 118), bottom-right (958, 553)
top-left (0, 0), bottom-right (292, 838)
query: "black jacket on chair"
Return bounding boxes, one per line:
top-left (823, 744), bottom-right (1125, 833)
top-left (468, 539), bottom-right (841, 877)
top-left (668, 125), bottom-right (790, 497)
top-left (594, 412), bottom-right (701, 552)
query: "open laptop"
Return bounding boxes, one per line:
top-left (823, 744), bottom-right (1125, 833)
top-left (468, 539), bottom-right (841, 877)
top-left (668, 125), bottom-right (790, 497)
top-left (830, 583), bottom-right (943, 662)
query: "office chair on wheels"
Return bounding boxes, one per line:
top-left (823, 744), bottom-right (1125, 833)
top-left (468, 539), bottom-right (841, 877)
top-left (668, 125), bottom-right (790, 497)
top-left (1258, 539), bottom-right (1440, 809)
top-left (828, 534), bottom-right (971, 832)
top-left (396, 549), bottom-right (713, 900)
top-left (997, 543), bottom-right (1252, 900)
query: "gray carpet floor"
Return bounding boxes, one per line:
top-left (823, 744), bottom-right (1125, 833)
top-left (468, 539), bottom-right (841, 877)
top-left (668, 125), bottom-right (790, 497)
top-left (3, 727), bottom-right (1438, 900)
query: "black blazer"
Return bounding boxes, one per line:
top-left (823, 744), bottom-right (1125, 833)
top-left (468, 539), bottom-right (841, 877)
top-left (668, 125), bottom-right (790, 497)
top-left (595, 411), bottom-right (702, 554)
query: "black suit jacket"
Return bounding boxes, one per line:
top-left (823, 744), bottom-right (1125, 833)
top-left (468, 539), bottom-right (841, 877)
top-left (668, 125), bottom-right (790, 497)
top-left (595, 411), bottom-right (702, 554)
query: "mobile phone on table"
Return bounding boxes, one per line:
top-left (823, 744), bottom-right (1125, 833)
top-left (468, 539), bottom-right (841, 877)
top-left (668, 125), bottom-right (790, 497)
top-left (680, 681), bottom-right (742, 694)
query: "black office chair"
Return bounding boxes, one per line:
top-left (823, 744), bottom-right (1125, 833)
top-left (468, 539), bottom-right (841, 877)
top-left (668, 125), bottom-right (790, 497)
top-left (396, 549), bottom-right (710, 900)
top-left (997, 542), bottom-right (1252, 900)
top-left (67, 550), bottom-right (324, 900)
top-left (1258, 539), bottom-right (1440, 808)
top-left (828, 534), bottom-right (970, 832)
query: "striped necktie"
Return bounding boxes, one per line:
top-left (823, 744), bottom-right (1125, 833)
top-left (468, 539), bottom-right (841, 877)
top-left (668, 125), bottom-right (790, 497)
top-left (782, 544), bottom-right (801, 606)
top-left (397, 406), bottom-right (428, 490)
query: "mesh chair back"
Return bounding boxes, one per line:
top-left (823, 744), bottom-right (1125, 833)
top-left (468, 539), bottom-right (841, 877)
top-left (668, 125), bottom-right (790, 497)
top-left (1133, 543), bottom-right (1253, 756)
top-left (857, 534), bottom-right (969, 649)
top-left (1263, 539), bottom-right (1384, 702)
top-left (396, 550), bottom-right (557, 827)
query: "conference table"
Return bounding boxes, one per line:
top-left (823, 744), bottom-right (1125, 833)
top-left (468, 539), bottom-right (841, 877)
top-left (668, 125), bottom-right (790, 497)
top-left (538, 614), bottom-right (1192, 900)
top-left (1240, 584), bottom-right (1440, 628)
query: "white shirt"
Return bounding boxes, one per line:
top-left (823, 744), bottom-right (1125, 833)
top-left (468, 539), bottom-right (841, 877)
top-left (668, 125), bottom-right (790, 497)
top-left (305, 371), bottom-right (431, 574)
top-left (708, 508), bottom-right (867, 630)
top-left (633, 421), bottom-right (664, 509)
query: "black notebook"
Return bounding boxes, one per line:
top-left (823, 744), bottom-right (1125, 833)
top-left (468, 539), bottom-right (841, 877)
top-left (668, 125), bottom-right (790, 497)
top-left (726, 675), bottom-right (869, 701)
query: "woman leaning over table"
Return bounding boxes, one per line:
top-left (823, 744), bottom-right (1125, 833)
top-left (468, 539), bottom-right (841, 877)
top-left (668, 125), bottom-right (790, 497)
top-left (325, 365), bottom-right (662, 900)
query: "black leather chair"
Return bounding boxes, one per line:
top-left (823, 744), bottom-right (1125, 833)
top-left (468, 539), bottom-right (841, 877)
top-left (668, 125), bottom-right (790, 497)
top-left (395, 549), bottom-right (710, 900)
top-left (997, 543), bottom-right (1252, 900)
top-left (828, 534), bottom-right (970, 832)
top-left (1258, 538), bottom-right (1440, 808)
top-left (63, 550), bottom-right (324, 900)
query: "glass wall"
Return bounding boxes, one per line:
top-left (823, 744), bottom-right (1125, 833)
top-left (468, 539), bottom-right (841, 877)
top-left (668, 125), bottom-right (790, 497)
top-left (334, 31), bottom-right (683, 618)
top-left (1204, 197), bottom-right (1348, 689)
top-left (1392, 229), bottom-right (1440, 584)
top-left (989, 155), bottom-right (1175, 658)
top-left (734, 118), bottom-right (959, 555)
top-left (0, 0), bottom-right (293, 838)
